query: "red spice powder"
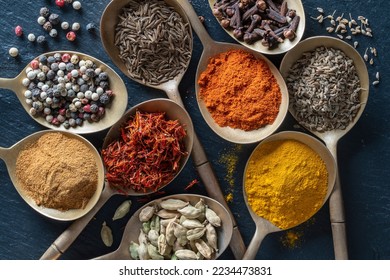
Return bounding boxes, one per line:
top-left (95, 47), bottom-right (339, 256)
top-left (198, 49), bottom-right (282, 131)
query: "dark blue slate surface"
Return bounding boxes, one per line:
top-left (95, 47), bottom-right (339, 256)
top-left (0, 0), bottom-right (388, 260)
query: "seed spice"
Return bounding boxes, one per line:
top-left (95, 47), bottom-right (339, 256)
top-left (131, 197), bottom-right (221, 260)
top-left (286, 46), bottom-right (362, 132)
top-left (114, 0), bottom-right (192, 85)
top-left (311, 8), bottom-right (380, 87)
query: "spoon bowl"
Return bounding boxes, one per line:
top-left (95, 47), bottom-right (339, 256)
top-left (94, 194), bottom-right (233, 260)
top-left (102, 98), bottom-right (194, 196)
top-left (207, 0), bottom-right (306, 56)
top-left (40, 98), bottom-right (194, 259)
top-left (0, 130), bottom-right (105, 221)
top-left (279, 36), bottom-right (369, 259)
top-left (178, 0), bottom-right (289, 144)
top-left (242, 131), bottom-right (337, 259)
top-left (0, 51), bottom-right (128, 134)
top-left (100, 0), bottom-right (192, 101)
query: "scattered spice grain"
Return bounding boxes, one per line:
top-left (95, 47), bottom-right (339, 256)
top-left (198, 49), bottom-right (281, 131)
top-left (15, 132), bottom-right (98, 211)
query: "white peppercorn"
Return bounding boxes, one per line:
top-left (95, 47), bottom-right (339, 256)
top-left (27, 71), bottom-right (37, 80)
top-left (72, 22), bottom-right (80, 31)
top-left (49, 29), bottom-right (58, 37)
top-left (61, 21), bottom-right (70, 30)
top-left (27, 33), bottom-right (36, 42)
top-left (72, 1), bottom-right (81, 10)
top-left (37, 16), bottom-right (46, 25)
top-left (8, 47), bottom-right (19, 57)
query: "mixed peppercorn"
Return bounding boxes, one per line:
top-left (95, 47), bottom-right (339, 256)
top-left (22, 53), bottom-right (114, 128)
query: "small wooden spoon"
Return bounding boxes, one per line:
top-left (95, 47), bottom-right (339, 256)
top-left (100, 0), bottom-right (248, 259)
top-left (280, 36), bottom-right (369, 259)
top-left (178, 0), bottom-right (289, 144)
top-left (0, 51), bottom-right (128, 134)
top-left (242, 131), bottom-right (337, 259)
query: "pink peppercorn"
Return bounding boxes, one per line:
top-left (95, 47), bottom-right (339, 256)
top-left (31, 59), bottom-right (39, 69)
top-left (66, 31), bottom-right (76, 41)
top-left (59, 108), bottom-right (66, 116)
top-left (15, 25), bottom-right (23, 37)
top-left (61, 53), bottom-right (71, 62)
top-left (55, 0), bottom-right (66, 8)
top-left (98, 107), bottom-right (105, 116)
top-left (83, 104), bottom-right (91, 113)
top-left (51, 118), bottom-right (60, 125)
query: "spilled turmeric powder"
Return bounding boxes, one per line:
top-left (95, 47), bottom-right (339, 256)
top-left (281, 230), bottom-right (302, 249)
top-left (244, 139), bottom-right (328, 229)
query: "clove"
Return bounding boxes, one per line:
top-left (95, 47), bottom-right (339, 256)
top-left (283, 15), bottom-right (300, 40)
top-left (266, 8), bottom-right (287, 24)
top-left (280, 0), bottom-right (288, 17)
top-left (246, 14), bottom-right (262, 33)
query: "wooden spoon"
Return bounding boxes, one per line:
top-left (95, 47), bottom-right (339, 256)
top-left (100, 0), bottom-right (248, 259)
top-left (40, 98), bottom-right (194, 259)
top-left (242, 131), bottom-right (337, 259)
top-left (178, 0), bottom-right (289, 144)
top-left (280, 36), bottom-right (369, 259)
top-left (0, 51), bottom-right (128, 134)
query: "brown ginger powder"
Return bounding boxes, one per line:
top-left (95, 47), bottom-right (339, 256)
top-left (15, 132), bottom-right (98, 211)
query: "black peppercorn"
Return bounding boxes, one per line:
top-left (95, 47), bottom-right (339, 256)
top-left (48, 13), bottom-right (60, 25)
top-left (40, 7), bottom-right (50, 18)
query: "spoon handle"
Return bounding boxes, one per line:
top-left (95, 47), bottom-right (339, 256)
top-left (40, 185), bottom-right (114, 260)
top-left (164, 87), bottom-right (246, 259)
top-left (178, 0), bottom-right (216, 47)
top-left (193, 134), bottom-right (246, 259)
top-left (242, 224), bottom-right (268, 260)
top-left (0, 77), bottom-right (18, 92)
top-left (327, 143), bottom-right (348, 260)
top-left (0, 147), bottom-right (10, 162)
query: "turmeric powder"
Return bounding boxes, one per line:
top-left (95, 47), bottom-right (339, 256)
top-left (244, 139), bottom-right (328, 229)
top-left (198, 49), bottom-right (281, 131)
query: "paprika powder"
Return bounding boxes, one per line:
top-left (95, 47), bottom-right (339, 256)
top-left (198, 49), bottom-right (281, 131)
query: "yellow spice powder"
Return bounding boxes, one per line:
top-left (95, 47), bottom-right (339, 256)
top-left (244, 139), bottom-right (328, 229)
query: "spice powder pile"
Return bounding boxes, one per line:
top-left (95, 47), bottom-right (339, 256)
top-left (15, 132), bottom-right (98, 211)
top-left (198, 49), bottom-right (282, 131)
top-left (244, 139), bottom-right (328, 229)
